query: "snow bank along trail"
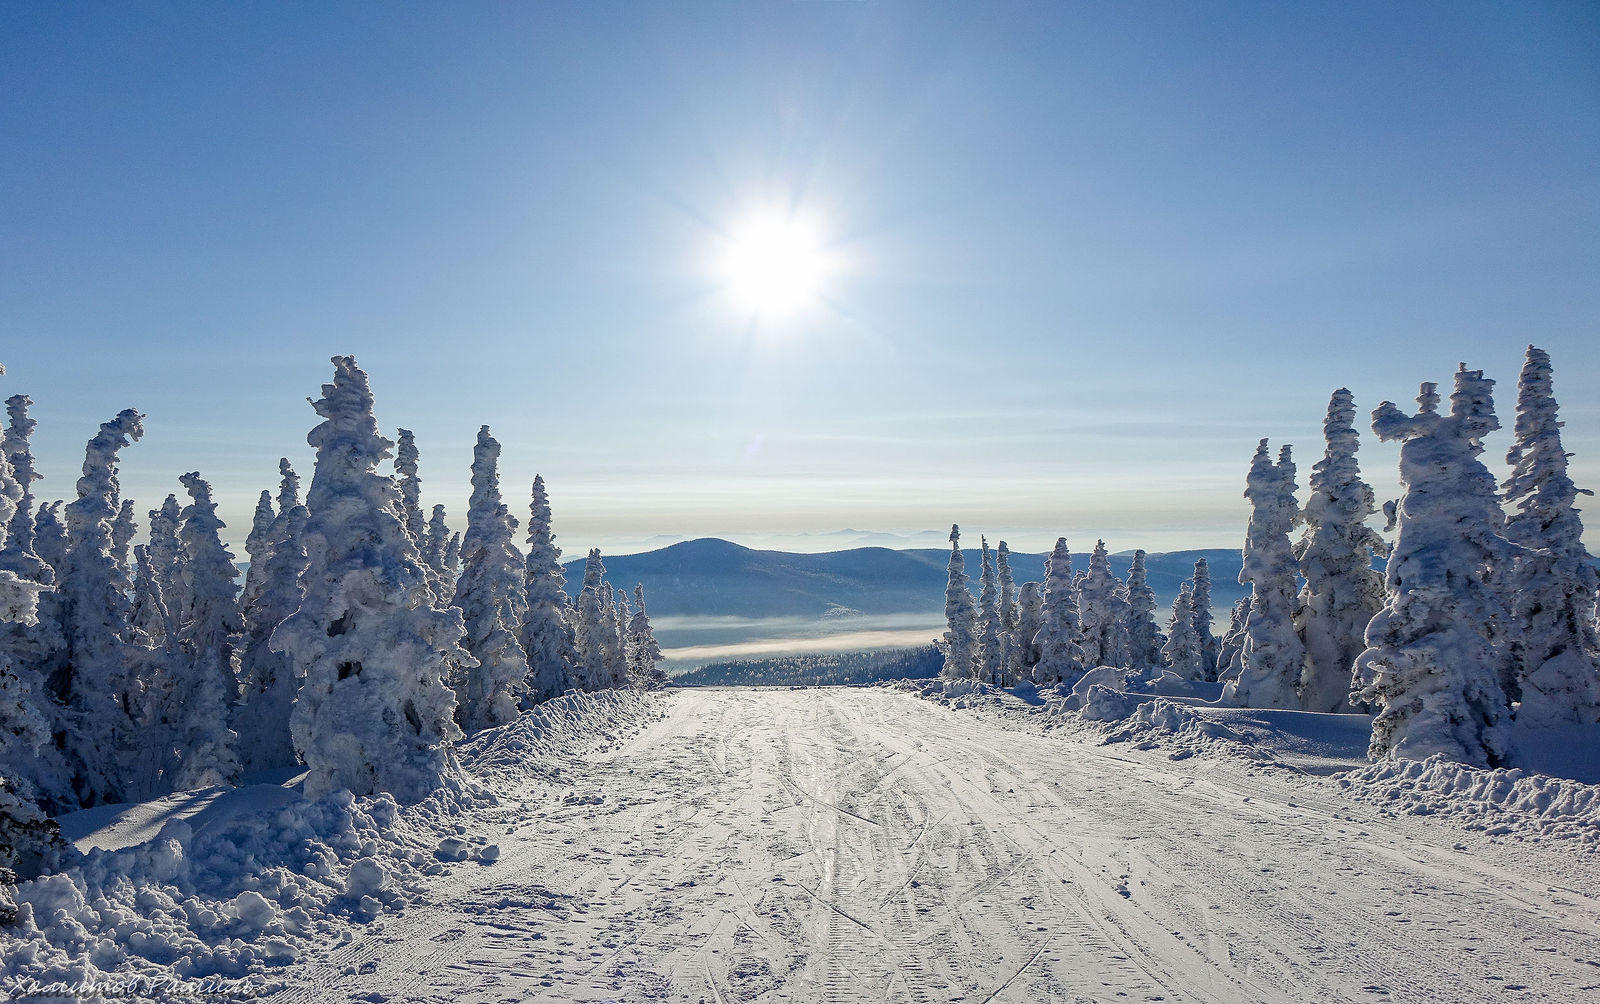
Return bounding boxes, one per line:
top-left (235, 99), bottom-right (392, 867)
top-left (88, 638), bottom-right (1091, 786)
top-left (280, 687), bottom-right (1600, 1003)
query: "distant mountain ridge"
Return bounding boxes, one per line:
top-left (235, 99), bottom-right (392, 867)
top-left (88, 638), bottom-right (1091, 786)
top-left (561, 538), bottom-right (1245, 621)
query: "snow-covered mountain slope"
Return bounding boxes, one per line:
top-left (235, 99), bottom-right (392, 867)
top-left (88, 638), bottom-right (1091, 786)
top-left (254, 688), bottom-right (1595, 1002)
top-left (564, 538), bottom-right (1243, 621)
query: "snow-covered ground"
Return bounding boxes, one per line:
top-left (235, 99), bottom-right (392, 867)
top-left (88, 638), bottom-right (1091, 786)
top-left (9, 685), bottom-right (1600, 1002)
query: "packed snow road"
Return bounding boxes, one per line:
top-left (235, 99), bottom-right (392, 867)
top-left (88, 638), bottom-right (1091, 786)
top-left (281, 688), bottom-right (1600, 1003)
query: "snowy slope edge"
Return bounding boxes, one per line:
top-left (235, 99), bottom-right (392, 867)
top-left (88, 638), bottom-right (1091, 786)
top-left (0, 691), bottom-right (664, 997)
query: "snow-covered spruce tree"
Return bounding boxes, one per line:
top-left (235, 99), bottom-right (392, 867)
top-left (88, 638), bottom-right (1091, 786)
top-left (110, 499), bottom-right (137, 599)
top-left (55, 408), bottom-right (145, 805)
top-left (1123, 550), bottom-right (1165, 672)
top-left (1500, 346), bottom-right (1600, 726)
top-left (122, 543), bottom-right (180, 800)
top-left (273, 356), bottom-right (473, 802)
top-left (146, 495), bottom-right (186, 629)
top-left (394, 428), bottom-right (426, 546)
top-left (168, 472), bottom-right (244, 790)
top-left (1077, 540), bottom-right (1129, 668)
top-left (521, 475), bottom-right (574, 703)
top-left (235, 494), bottom-right (307, 774)
top-left (31, 502), bottom-right (66, 577)
top-left (976, 536), bottom-right (1003, 684)
top-left (0, 397), bottom-right (64, 810)
top-left (1, 393), bottom-right (51, 585)
top-left (1294, 389), bottom-right (1387, 713)
top-left (1353, 371), bottom-right (1516, 766)
top-left (239, 489), bottom-right (276, 615)
top-left (626, 584), bottom-right (667, 690)
top-left (601, 582), bottom-right (629, 689)
top-left (1215, 597), bottom-right (1249, 684)
top-left (997, 540), bottom-right (1018, 634)
top-left (1162, 582), bottom-right (1206, 680)
top-left (421, 504), bottom-right (452, 599)
top-left (1191, 558), bottom-right (1219, 680)
top-left (451, 426), bottom-right (531, 732)
top-left (1223, 442), bottom-right (1306, 709)
top-left (572, 549), bottom-right (611, 691)
top-left (1013, 581), bottom-right (1044, 682)
top-left (940, 524), bottom-right (978, 681)
top-left (1033, 537), bottom-right (1087, 684)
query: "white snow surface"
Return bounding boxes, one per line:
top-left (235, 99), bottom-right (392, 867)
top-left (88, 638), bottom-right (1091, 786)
top-left (0, 691), bottom-right (663, 1000)
top-left (8, 683), bottom-right (1600, 1001)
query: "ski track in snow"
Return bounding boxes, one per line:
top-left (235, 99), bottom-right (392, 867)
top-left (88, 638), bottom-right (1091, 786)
top-left (279, 688), bottom-right (1600, 1003)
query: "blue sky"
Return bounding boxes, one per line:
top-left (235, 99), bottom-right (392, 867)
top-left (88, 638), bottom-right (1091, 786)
top-left (4, 2), bottom-right (1597, 556)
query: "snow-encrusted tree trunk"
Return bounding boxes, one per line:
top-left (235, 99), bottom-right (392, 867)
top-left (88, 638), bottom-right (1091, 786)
top-left (1162, 582), bottom-right (1206, 680)
top-left (1500, 346), bottom-right (1600, 726)
top-left (1192, 558), bottom-right (1219, 681)
top-left (235, 496), bottom-right (307, 774)
top-left (451, 426), bottom-right (530, 732)
top-left (521, 475), bottom-right (574, 703)
top-left (1013, 582), bottom-right (1044, 683)
top-left (1224, 441), bottom-right (1306, 709)
top-left (1354, 371), bottom-right (1516, 767)
top-left (1077, 540), bottom-right (1129, 668)
top-left (1294, 389), bottom-right (1387, 714)
top-left (1123, 550), bottom-right (1165, 672)
top-left (573, 549), bottom-right (611, 691)
top-left (169, 472), bottom-right (244, 790)
top-left (239, 490), bottom-right (276, 615)
top-left (55, 408), bottom-right (144, 806)
top-left (1033, 538), bottom-right (1086, 684)
top-left (976, 536), bottom-right (1003, 684)
top-left (626, 584), bottom-right (667, 690)
top-left (940, 525), bottom-right (977, 681)
top-left (273, 356), bottom-right (472, 803)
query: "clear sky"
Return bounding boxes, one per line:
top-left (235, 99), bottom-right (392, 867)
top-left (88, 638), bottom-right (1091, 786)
top-left (4, 2), bottom-right (1598, 557)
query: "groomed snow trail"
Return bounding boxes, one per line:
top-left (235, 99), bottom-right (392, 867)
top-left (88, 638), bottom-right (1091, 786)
top-left (280, 688), bottom-right (1600, 1003)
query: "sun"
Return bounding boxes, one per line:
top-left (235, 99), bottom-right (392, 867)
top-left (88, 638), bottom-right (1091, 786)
top-left (719, 213), bottom-right (831, 319)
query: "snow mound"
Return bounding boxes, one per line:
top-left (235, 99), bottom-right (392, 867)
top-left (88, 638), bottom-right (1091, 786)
top-left (883, 677), bottom-right (1008, 711)
top-left (1338, 755), bottom-right (1600, 847)
top-left (0, 690), bottom-right (664, 996)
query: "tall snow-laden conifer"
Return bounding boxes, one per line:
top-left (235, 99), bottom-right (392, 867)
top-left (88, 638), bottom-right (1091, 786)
top-left (997, 541), bottom-right (1017, 634)
top-left (1123, 550), bottom-right (1165, 671)
top-left (146, 495), bottom-right (186, 631)
top-left (976, 536), bottom-right (1003, 684)
top-left (1163, 583), bottom-right (1206, 680)
top-left (0, 394), bottom-right (50, 585)
top-left (0, 370), bottom-right (63, 809)
top-left (56, 408), bottom-right (144, 805)
top-left (451, 426), bottom-right (530, 732)
top-left (1192, 559), bottom-right (1219, 681)
top-left (1077, 540), bottom-right (1129, 668)
top-left (110, 500), bottom-right (137, 599)
top-left (31, 503), bottom-right (65, 578)
top-left (1216, 597), bottom-right (1250, 684)
top-left (1500, 346), bottom-right (1600, 726)
top-left (601, 582), bottom-right (628, 689)
top-left (573, 549), bottom-right (611, 691)
top-left (422, 504), bottom-right (452, 597)
top-left (394, 429), bottom-right (426, 545)
top-left (273, 357), bottom-right (472, 802)
top-left (1013, 582), bottom-right (1044, 683)
top-left (235, 490), bottom-right (307, 774)
top-left (1295, 389), bottom-right (1387, 713)
top-left (170, 472), bottom-right (243, 790)
top-left (626, 584), bottom-right (667, 690)
top-left (1224, 442), bottom-right (1306, 709)
top-left (1033, 538), bottom-right (1086, 684)
top-left (1354, 371), bottom-right (1515, 766)
top-left (940, 525), bottom-right (977, 681)
top-left (521, 475), bottom-right (573, 703)
top-left (239, 490), bottom-right (276, 615)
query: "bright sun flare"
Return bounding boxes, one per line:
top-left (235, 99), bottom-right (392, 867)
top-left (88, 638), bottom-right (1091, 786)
top-left (720, 214), bottom-right (830, 318)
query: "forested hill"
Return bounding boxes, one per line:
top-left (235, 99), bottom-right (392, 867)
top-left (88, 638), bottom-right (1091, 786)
top-left (561, 538), bottom-right (1244, 620)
